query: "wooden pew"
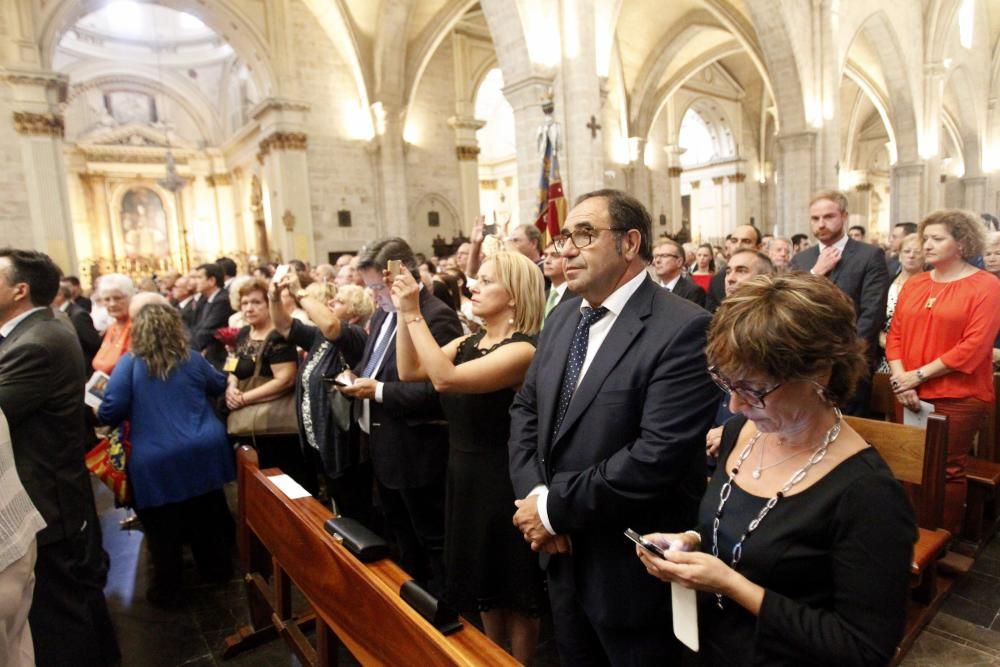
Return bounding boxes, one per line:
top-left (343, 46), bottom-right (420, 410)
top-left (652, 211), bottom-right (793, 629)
top-left (224, 446), bottom-right (517, 666)
top-left (844, 415), bottom-right (951, 664)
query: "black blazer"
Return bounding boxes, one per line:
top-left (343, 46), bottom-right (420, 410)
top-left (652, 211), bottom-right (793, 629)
top-left (790, 239), bottom-right (889, 358)
top-left (665, 274), bottom-right (707, 308)
top-left (704, 269), bottom-right (727, 312)
top-left (352, 290), bottom-right (463, 489)
top-left (191, 289), bottom-right (234, 369)
top-left (508, 276), bottom-right (719, 626)
top-left (65, 301), bottom-right (101, 371)
top-left (0, 309), bottom-right (96, 546)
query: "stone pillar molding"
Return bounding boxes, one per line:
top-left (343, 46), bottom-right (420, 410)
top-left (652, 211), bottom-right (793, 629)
top-left (774, 130), bottom-right (818, 236)
top-left (558, 0), bottom-right (603, 200)
top-left (890, 162), bottom-right (926, 224)
top-left (663, 143), bottom-right (684, 235)
top-left (252, 97), bottom-right (315, 262)
top-left (2, 69), bottom-right (76, 271)
top-left (962, 176), bottom-right (987, 213)
top-left (502, 75), bottom-right (555, 228)
top-left (448, 115), bottom-right (487, 227)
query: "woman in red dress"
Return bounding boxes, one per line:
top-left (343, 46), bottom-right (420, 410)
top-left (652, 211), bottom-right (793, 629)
top-left (690, 243), bottom-right (715, 292)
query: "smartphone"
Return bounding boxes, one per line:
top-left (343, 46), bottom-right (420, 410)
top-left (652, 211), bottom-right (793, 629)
top-left (625, 528), bottom-right (666, 558)
top-left (483, 223), bottom-right (497, 236)
top-left (386, 259), bottom-right (402, 278)
top-left (333, 369), bottom-right (357, 387)
top-left (272, 264), bottom-right (290, 284)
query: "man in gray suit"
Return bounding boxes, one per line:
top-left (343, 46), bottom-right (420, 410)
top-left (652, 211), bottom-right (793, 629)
top-left (790, 190), bottom-right (889, 414)
top-left (0, 248), bottom-right (119, 666)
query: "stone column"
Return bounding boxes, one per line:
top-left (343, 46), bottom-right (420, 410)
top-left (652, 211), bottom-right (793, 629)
top-left (853, 181), bottom-right (873, 229)
top-left (4, 70), bottom-right (76, 271)
top-left (962, 176), bottom-right (987, 213)
top-left (890, 162), bottom-right (926, 224)
top-left (447, 116), bottom-right (486, 227)
top-left (558, 0), bottom-right (604, 198)
top-left (372, 102), bottom-right (409, 238)
top-left (502, 75), bottom-right (554, 227)
top-left (727, 172), bottom-right (747, 230)
top-left (207, 172), bottom-right (242, 255)
top-left (775, 130), bottom-right (817, 236)
top-left (252, 98), bottom-right (315, 262)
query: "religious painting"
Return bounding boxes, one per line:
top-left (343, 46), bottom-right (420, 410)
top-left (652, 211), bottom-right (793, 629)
top-left (105, 91), bottom-right (157, 125)
top-left (120, 187), bottom-right (169, 258)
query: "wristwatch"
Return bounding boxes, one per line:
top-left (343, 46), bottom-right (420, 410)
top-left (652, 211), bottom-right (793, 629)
top-left (915, 368), bottom-right (926, 383)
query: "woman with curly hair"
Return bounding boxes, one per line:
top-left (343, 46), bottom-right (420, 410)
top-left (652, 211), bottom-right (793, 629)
top-left (98, 303), bottom-right (234, 608)
top-left (887, 209), bottom-right (1000, 536)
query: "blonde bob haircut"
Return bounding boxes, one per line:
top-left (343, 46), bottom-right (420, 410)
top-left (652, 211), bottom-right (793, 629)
top-left (918, 209), bottom-right (987, 260)
top-left (706, 273), bottom-right (867, 406)
top-left (131, 303), bottom-right (189, 380)
top-left (335, 284), bottom-right (374, 324)
top-left (481, 251), bottom-right (545, 335)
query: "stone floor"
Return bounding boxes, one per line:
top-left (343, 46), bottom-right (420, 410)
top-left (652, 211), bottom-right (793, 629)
top-left (97, 479), bottom-right (1000, 666)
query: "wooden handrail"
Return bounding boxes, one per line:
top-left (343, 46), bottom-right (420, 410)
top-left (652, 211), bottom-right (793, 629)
top-left (226, 446), bottom-right (517, 666)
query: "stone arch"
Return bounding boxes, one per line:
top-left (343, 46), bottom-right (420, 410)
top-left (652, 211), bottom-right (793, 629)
top-left (943, 65), bottom-right (985, 170)
top-left (61, 67), bottom-right (221, 144)
top-left (410, 191), bottom-right (462, 236)
top-left (843, 62), bottom-right (899, 166)
top-left (405, 0), bottom-right (482, 119)
top-left (299, 0), bottom-right (372, 115)
top-left (37, 0), bottom-right (277, 97)
top-left (742, 0), bottom-right (807, 132)
top-left (675, 96), bottom-right (738, 165)
top-left (841, 10), bottom-right (920, 163)
top-left (478, 0), bottom-right (536, 86)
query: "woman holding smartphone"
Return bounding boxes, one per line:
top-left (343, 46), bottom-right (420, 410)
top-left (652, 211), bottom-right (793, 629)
top-left (391, 251), bottom-right (545, 665)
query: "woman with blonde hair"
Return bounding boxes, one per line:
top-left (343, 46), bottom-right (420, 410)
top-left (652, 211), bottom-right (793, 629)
top-left (877, 233), bottom-right (924, 372)
top-left (887, 209), bottom-right (1000, 536)
top-left (391, 250), bottom-right (545, 664)
top-left (98, 303), bottom-right (234, 608)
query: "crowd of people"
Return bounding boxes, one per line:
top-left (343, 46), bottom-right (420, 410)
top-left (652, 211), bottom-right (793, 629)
top-left (1, 186), bottom-right (1000, 666)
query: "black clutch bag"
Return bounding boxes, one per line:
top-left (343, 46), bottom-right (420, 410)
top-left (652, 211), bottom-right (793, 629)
top-left (323, 517), bottom-right (389, 563)
top-left (399, 580), bottom-right (463, 635)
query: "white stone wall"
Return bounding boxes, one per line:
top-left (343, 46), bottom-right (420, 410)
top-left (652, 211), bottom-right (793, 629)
top-left (404, 37), bottom-right (464, 256)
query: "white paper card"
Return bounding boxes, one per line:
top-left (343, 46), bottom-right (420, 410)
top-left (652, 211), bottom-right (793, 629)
top-left (671, 581), bottom-right (699, 652)
top-left (903, 400), bottom-right (934, 429)
top-left (84, 371), bottom-right (111, 409)
top-left (268, 474), bottom-right (311, 499)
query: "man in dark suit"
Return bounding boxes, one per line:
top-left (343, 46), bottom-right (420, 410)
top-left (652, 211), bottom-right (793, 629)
top-left (338, 238), bottom-right (462, 593)
top-left (885, 221), bottom-right (918, 277)
top-left (190, 262), bottom-right (233, 369)
top-left (705, 223), bottom-right (761, 312)
top-left (0, 248), bottom-right (119, 666)
top-left (509, 190), bottom-right (718, 664)
top-left (789, 189), bottom-right (889, 414)
top-left (64, 275), bottom-right (92, 312)
top-left (53, 280), bottom-right (101, 372)
top-left (653, 238), bottom-right (705, 307)
top-left (542, 242), bottom-right (574, 321)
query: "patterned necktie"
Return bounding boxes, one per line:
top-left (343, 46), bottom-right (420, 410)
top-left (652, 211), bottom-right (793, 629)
top-left (552, 306), bottom-right (609, 439)
top-left (361, 313), bottom-right (395, 378)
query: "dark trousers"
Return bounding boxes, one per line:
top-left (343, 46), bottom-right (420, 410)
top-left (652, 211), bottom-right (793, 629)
top-left (377, 480), bottom-right (446, 596)
top-left (546, 555), bottom-right (680, 667)
top-left (135, 489), bottom-right (234, 596)
top-left (31, 527), bottom-right (120, 667)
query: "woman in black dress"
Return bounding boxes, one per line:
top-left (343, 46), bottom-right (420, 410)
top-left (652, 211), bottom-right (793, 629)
top-left (391, 250), bottom-right (545, 664)
top-left (637, 274), bottom-right (916, 666)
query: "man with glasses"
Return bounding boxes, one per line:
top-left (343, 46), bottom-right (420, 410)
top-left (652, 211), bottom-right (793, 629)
top-left (652, 239), bottom-right (705, 307)
top-left (542, 242), bottom-right (574, 320)
top-left (339, 238), bottom-right (462, 596)
top-left (509, 189), bottom-right (718, 665)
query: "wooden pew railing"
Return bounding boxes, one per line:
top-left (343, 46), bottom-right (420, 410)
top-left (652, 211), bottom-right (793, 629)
top-left (224, 446), bottom-right (517, 666)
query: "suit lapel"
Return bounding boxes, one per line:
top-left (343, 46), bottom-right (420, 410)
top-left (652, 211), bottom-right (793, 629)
top-left (829, 239), bottom-right (855, 284)
top-left (537, 304), bottom-right (580, 451)
top-left (549, 280), bottom-right (653, 450)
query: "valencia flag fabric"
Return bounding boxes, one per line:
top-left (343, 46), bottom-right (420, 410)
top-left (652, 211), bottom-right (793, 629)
top-left (535, 136), bottom-right (567, 246)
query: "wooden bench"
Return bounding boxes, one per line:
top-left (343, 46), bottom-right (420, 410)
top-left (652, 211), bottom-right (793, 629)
top-left (224, 446), bottom-right (517, 666)
top-left (844, 414), bottom-right (951, 663)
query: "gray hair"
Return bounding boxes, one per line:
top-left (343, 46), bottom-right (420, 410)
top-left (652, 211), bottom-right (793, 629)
top-left (96, 273), bottom-right (136, 299)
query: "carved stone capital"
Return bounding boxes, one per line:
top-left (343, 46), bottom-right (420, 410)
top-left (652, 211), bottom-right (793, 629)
top-left (456, 145), bottom-right (481, 161)
top-left (282, 209), bottom-right (296, 232)
top-left (668, 166), bottom-right (683, 178)
top-left (855, 182), bottom-right (873, 192)
top-left (13, 111), bottom-right (64, 137)
top-left (711, 176), bottom-right (724, 185)
top-left (206, 173), bottom-right (233, 187)
top-left (727, 173), bottom-right (746, 183)
top-left (257, 131), bottom-right (308, 163)
top-left (690, 180), bottom-right (700, 189)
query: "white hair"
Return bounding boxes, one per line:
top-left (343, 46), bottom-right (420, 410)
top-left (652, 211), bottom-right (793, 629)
top-left (96, 273), bottom-right (136, 299)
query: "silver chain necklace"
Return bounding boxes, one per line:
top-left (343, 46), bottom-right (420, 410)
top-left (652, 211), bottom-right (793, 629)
top-left (711, 408), bottom-right (842, 609)
top-left (752, 434), bottom-right (813, 479)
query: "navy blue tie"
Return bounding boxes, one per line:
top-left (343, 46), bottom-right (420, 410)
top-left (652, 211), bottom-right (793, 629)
top-left (552, 306), bottom-right (608, 439)
top-left (361, 313), bottom-right (395, 378)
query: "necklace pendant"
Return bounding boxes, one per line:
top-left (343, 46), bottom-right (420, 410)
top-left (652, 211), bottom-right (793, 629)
top-left (752, 469), bottom-right (761, 479)
top-left (925, 297), bottom-right (936, 309)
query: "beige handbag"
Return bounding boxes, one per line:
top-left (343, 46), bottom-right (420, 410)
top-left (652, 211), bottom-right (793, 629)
top-left (226, 338), bottom-right (298, 438)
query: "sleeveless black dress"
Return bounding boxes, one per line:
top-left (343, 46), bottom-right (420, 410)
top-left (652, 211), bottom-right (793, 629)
top-left (440, 331), bottom-right (546, 614)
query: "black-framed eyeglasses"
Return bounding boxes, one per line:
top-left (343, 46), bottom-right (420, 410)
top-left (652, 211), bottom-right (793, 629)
top-left (554, 227), bottom-right (625, 252)
top-left (707, 366), bottom-right (783, 409)
top-left (653, 253), bottom-right (682, 260)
